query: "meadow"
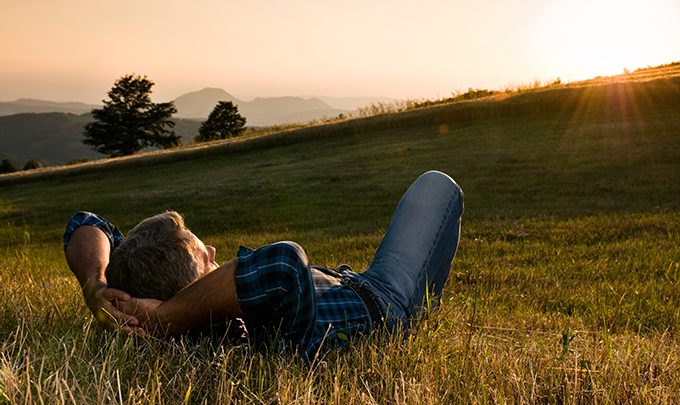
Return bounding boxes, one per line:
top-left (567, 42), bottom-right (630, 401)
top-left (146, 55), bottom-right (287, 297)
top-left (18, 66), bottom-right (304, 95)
top-left (1, 70), bottom-right (679, 403)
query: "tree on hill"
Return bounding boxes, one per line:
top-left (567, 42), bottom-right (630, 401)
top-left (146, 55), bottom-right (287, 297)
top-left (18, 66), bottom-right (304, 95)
top-left (83, 74), bottom-right (180, 157)
top-left (195, 101), bottom-right (246, 142)
top-left (0, 159), bottom-right (17, 174)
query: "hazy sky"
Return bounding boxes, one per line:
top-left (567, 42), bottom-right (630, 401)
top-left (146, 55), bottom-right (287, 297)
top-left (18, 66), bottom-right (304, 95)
top-left (2, 0), bottom-right (679, 103)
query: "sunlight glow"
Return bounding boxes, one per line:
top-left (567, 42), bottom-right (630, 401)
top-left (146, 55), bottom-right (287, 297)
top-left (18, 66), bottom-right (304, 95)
top-left (0, 0), bottom-right (679, 102)
top-left (533, 0), bottom-right (678, 80)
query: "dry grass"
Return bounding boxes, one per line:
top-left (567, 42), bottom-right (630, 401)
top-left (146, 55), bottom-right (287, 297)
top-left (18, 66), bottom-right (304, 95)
top-left (1, 61), bottom-right (679, 403)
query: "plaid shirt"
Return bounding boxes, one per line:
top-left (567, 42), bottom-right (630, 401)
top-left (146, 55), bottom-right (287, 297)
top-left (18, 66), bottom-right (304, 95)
top-left (63, 211), bottom-right (125, 252)
top-left (64, 212), bottom-right (372, 361)
top-left (234, 243), bottom-right (372, 361)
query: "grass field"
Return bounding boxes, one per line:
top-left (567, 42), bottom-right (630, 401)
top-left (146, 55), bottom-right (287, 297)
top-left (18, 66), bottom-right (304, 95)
top-left (1, 69), bottom-right (679, 403)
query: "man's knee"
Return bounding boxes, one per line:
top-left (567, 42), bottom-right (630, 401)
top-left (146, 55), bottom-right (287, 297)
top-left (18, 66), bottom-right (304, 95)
top-left (417, 170), bottom-right (464, 210)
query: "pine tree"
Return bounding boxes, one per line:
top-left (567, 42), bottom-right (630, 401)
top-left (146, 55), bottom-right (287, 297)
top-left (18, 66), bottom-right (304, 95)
top-left (83, 74), bottom-right (180, 157)
top-left (195, 101), bottom-right (247, 142)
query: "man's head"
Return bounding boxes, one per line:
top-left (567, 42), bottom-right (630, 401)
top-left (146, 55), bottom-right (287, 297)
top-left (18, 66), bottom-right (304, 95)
top-left (105, 211), bottom-right (218, 301)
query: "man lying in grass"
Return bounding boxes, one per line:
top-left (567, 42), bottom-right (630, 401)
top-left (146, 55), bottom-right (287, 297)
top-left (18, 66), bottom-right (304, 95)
top-left (64, 171), bottom-right (464, 361)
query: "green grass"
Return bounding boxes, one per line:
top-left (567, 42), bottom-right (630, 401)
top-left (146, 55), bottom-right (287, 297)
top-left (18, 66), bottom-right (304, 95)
top-left (1, 72), bottom-right (679, 403)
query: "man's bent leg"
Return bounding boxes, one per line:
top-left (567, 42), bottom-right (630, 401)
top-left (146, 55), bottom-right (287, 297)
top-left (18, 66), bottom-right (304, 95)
top-left (357, 170), bottom-right (464, 328)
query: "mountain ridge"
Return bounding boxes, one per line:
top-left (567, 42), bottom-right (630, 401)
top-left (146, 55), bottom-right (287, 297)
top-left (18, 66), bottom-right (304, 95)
top-left (0, 99), bottom-right (100, 116)
top-left (172, 88), bottom-right (346, 126)
top-left (0, 90), bottom-right (364, 127)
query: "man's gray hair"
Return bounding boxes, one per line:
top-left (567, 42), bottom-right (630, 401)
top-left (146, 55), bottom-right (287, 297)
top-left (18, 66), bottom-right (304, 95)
top-left (106, 211), bottom-right (202, 301)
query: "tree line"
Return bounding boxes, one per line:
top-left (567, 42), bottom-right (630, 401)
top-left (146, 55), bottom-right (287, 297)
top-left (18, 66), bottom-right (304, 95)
top-left (0, 159), bottom-right (41, 174)
top-left (84, 74), bottom-right (246, 157)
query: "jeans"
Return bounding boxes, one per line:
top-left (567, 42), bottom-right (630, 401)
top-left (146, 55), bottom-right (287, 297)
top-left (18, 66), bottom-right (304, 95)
top-left (349, 170), bottom-right (464, 331)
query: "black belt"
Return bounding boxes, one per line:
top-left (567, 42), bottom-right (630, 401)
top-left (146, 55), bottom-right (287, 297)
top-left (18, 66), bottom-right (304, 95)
top-left (312, 264), bottom-right (385, 331)
top-left (343, 278), bottom-right (385, 332)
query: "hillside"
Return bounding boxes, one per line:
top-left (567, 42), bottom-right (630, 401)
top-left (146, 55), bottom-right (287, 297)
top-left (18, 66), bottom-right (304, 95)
top-left (1, 64), bottom-right (679, 403)
top-left (0, 112), bottom-right (100, 165)
top-left (3, 61), bottom-right (679, 183)
top-left (0, 98), bottom-right (100, 116)
top-left (5, 62), bottom-right (676, 167)
top-left (571, 61), bottom-right (680, 86)
top-left (0, 113), bottom-right (202, 165)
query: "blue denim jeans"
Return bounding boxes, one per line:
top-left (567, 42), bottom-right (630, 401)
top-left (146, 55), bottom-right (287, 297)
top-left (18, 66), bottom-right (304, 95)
top-left (348, 170), bottom-right (464, 331)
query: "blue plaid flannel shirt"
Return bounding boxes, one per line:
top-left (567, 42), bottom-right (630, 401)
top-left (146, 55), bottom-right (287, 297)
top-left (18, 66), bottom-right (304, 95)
top-left (64, 211), bottom-right (372, 361)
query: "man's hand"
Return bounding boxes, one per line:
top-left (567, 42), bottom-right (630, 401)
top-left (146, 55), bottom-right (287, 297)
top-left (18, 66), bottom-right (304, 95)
top-left (83, 280), bottom-right (143, 334)
top-left (116, 296), bottom-right (164, 333)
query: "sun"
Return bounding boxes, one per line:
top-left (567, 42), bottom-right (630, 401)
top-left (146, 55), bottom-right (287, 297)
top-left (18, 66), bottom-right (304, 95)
top-left (533, 0), bottom-right (678, 80)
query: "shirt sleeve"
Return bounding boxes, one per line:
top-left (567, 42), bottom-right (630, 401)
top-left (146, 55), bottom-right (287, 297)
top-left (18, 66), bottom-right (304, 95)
top-left (234, 242), bottom-right (317, 354)
top-left (63, 211), bottom-right (125, 252)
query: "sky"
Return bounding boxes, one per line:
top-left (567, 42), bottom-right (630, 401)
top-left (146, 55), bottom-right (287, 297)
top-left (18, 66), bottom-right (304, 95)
top-left (1, 0), bottom-right (679, 104)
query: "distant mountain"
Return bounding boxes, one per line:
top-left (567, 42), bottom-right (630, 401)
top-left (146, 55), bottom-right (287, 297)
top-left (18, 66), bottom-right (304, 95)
top-left (173, 88), bottom-right (241, 119)
top-left (173, 88), bottom-right (347, 126)
top-left (0, 98), bottom-right (100, 116)
top-left (239, 96), bottom-right (343, 126)
top-left (0, 112), bottom-right (201, 165)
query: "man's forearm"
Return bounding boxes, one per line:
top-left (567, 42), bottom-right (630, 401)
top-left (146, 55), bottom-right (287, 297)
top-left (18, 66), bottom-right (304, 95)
top-left (64, 224), bottom-right (141, 329)
top-left (65, 225), bottom-right (111, 289)
top-left (151, 258), bottom-right (244, 335)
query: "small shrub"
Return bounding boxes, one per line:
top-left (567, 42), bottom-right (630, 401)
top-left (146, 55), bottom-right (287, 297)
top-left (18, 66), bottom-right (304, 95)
top-left (23, 160), bottom-right (42, 170)
top-left (0, 159), bottom-right (17, 174)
